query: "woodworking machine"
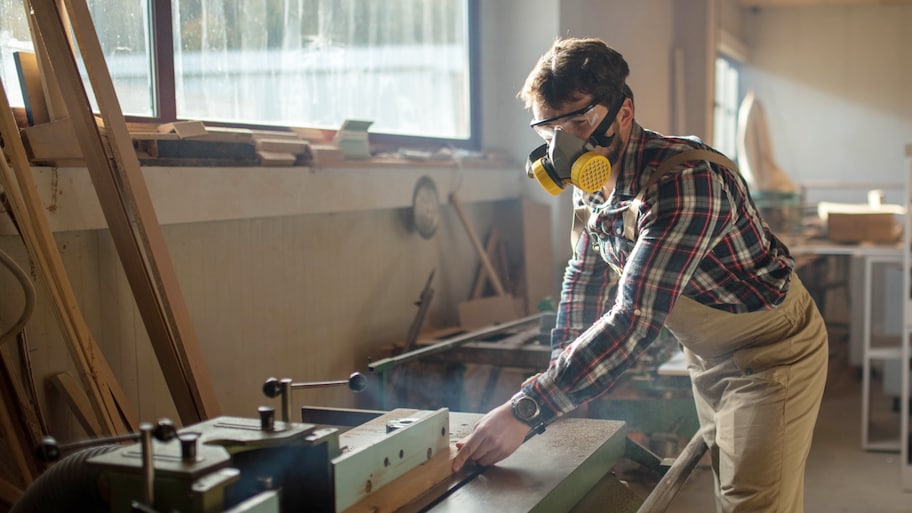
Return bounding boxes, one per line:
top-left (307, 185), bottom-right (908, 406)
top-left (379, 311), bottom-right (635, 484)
top-left (13, 371), bottom-right (703, 513)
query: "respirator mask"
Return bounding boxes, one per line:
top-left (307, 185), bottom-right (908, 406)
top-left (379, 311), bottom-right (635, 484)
top-left (525, 96), bottom-right (624, 195)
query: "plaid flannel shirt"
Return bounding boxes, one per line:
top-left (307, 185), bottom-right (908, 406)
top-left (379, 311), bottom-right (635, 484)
top-left (526, 123), bottom-right (795, 423)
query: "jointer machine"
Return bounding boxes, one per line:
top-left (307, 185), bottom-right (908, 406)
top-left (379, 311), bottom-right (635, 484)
top-left (13, 352), bottom-right (705, 513)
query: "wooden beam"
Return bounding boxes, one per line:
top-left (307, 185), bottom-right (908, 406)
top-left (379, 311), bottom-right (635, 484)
top-left (0, 477), bottom-right (24, 511)
top-left (28, 0), bottom-right (220, 423)
top-left (0, 369), bottom-right (33, 490)
top-left (49, 372), bottom-right (103, 437)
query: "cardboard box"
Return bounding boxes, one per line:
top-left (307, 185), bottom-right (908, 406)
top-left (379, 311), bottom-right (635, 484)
top-left (817, 201), bottom-right (905, 243)
top-left (825, 211), bottom-right (901, 243)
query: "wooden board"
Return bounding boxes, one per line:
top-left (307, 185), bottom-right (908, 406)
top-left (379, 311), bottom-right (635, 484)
top-left (13, 51), bottom-right (49, 125)
top-left (48, 372), bottom-right (103, 437)
top-left (520, 201), bottom-right (556, 314)
top-left (158, 120), bottom-right (207, 138)
top-left (256, 150), bottom-right (297, 166)
top-left (457, 295), bottom-right (522, 331)
top-left (21, 118), bottom-right (83, 161)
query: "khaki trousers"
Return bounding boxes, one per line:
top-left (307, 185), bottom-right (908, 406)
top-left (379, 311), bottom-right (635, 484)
top-left (664, 274), bottom-right (828, 513)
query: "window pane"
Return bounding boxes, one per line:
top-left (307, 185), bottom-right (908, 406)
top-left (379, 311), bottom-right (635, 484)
top-left (713, 56), bottom-right (740, 159)
top-left (172, 0), bottom-right (471, 140)
top-left (0, 0), bottom-right (153, 116)
top-left (0, 0), bottom-right (34, 107)
top-left (87, 0), bottom-right (154, 116)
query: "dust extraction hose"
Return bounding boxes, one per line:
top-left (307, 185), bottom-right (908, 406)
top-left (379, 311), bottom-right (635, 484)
top-left (10, 444), bottom-right (119, 513)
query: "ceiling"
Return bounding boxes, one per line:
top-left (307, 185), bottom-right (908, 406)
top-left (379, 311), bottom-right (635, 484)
top-left (740, 0), bottom-right (912, 6)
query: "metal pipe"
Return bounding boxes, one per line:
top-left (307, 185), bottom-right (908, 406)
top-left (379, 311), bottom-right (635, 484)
top-left (368, 313), bottom-right (543, 374)
top-left (636, 430), bottom-right (708, 513)
top-left (139, 423), bottom-right (154, 507)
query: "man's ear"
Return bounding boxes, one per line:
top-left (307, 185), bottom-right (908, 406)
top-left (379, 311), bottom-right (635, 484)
top-left (617, 97), bottom-right (634, 130)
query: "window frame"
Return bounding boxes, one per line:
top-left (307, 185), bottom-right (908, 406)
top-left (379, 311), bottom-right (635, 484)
top-left (144, 0), bottom-right (481, 150)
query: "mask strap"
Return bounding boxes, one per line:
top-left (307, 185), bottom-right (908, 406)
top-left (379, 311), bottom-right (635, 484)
top-left (588, 95), bottom-right (626, 148)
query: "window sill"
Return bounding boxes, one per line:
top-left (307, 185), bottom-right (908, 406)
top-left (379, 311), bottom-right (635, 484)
top-left (0, 161), bottom-right (524, 234)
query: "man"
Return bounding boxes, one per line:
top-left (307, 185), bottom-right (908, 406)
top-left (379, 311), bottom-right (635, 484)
top-left (452, 37), bottom-right (828, 513)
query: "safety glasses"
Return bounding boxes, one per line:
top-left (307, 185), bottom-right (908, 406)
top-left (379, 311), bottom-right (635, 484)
top-left (530, 102), bottom-right (601, 141)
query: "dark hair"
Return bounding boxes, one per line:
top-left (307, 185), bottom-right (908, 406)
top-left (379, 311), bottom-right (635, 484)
top-left (518, 37), bottom-right (631, 111)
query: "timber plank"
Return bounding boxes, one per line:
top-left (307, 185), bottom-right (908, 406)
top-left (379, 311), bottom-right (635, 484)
top-left (13, 51), bottom-right (48, 125)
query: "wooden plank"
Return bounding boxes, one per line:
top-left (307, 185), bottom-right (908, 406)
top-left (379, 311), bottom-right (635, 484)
top-left (0, 78), bottom-right (135, 436)
top-left (0, 477), bottom-right (24, 510)
top-left (0, 340), bottom-right (45, 452)
top-left (449, 193), bottom-right (507, 296)
top-left (158, 120), bottom-right (207, 138)
top-left (21, 118), bottom-right (83, 161)
top-left (30, 0), bottom-right (220, 423)
top-left (341, 445), bottom-right (457, 513)
top-left (457, 295), bottom-right (522, 331)
top-left (254, 137), bottom-right (311, 155)
top-left (13, 51), bottom-right (49, 125)
top-left (470, 227), bottom-right (500, 299)
top-left (310, 144), bottom-right (344, 166)
top-left (23, 1), bottom-right (67, 121)
top-left (256, 150), bottom-right (297, 166)
top-left (0, 369), bottom-right (34, 490)
top-left (521, 201), bottom-right (555, 314)
top-left (48, 372), bottom-right (103, 437)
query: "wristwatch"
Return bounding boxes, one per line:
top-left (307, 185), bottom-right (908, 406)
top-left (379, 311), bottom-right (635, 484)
top-left (511, 391), bottom-right (546, 435)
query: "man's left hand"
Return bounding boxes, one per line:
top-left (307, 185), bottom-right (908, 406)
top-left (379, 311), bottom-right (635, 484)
top-left (451, 401), bottom-right (530, 472)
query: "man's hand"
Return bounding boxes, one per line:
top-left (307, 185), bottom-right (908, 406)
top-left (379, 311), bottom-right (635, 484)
top-left (451, 401), bottom-right (530, 472)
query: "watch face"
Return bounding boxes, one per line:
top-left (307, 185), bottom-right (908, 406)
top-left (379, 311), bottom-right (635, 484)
top-left (514, 396), bottom-right (539, 421)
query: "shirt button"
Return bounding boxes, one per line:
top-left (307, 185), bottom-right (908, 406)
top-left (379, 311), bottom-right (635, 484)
top-left (633, 309), bottom-right (641, 316)
top-left (616, 227), bottom-right (623, 235)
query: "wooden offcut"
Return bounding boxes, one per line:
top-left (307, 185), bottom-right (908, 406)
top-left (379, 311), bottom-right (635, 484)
top-left (29, 0), bottom-right (221, 423)
top-left (21, 118), bottom-right (83, 162)
top-left (158, 120), bottom-right (207, 138)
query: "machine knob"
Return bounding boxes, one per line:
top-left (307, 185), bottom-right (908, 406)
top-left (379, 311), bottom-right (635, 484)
top-left (262, 377), bottom-right (282, 398)
top-left (259, 406), bottom-right (276, 431)
top-left (179, 432), bottom-right (200, 461)
top-left (35, 436), bottom-right (60, 462)
top-left (152, 419), bottom-right (177, 442)
top-left (348, 372), bottom-right (367, 392)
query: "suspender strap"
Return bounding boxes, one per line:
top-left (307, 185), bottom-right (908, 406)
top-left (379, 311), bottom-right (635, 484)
top-left (622, 149), bottom-right (739, 241)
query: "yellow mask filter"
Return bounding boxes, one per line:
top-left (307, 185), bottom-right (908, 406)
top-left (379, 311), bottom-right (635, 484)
top-left (525, 130), bottom-right (612, 195)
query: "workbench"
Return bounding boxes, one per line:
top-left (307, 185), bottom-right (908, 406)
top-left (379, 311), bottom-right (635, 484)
top-left (335, 408), bottom-right (639, 513)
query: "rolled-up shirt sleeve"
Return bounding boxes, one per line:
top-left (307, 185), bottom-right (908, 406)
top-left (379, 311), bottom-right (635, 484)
top-left (529, 164), bottom-right (733, 424)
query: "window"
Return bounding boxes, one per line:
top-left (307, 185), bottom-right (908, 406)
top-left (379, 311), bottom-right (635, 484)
top-left (712, 54), bottom-right (740, 160)
top-left (0, 0), bottom-right (479, 147)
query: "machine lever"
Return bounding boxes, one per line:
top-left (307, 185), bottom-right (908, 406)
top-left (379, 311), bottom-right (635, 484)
top-left (35, 418), bottom-right (177, 462)
top-left (262, 372), bottom-right (367, 423)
